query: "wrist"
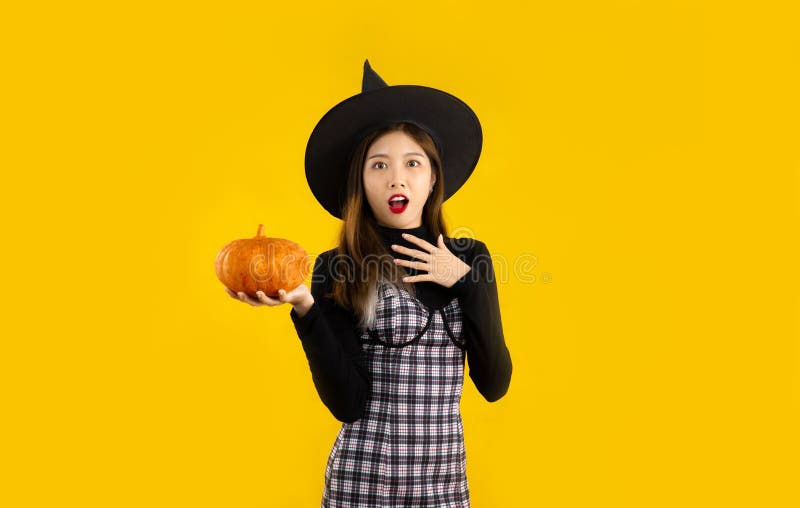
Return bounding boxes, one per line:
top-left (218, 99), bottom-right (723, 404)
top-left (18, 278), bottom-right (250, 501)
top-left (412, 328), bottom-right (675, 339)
top-left (449, 266), bottom-right (475, 295)
top-left (293, 294), bottom-right (315, 318)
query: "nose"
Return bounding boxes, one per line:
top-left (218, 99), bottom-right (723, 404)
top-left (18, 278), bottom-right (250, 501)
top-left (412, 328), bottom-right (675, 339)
top-left (388, 167), bottom-right (407, 190)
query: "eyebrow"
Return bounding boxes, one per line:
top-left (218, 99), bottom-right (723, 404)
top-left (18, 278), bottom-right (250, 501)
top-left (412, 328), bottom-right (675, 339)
top-left (367, 152), bottom-right (426, 160)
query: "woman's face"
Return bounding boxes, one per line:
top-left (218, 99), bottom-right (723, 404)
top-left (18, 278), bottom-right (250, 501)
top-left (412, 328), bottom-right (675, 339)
top-left (362, 130), bottom-right (436, 229)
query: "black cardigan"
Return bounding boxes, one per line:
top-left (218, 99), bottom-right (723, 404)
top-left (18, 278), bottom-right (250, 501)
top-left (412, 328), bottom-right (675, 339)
top-left (289, 224), bottom-right (513, 423)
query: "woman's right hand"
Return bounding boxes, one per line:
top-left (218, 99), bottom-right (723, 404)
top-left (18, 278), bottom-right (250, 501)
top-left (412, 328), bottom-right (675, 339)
top-left (224, 283), bottom-right (314, 316)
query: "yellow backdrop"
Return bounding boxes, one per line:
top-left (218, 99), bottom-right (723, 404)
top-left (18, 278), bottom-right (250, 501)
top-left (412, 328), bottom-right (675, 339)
top-left (2, 1), bottom-right (798, 506)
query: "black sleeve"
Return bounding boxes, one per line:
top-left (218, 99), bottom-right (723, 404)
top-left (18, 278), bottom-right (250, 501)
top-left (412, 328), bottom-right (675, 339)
top-left (449, 240), bottom-right (513, 402)
top-left (288, 251), bottom-right (371, 423)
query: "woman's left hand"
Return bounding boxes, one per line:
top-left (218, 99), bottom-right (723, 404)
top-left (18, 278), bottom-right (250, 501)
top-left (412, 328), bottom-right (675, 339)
top-left (391, 233), bottom-right (472, 288)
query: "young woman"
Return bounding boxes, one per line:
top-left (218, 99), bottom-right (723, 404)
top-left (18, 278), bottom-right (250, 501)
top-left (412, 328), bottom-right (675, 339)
top-left (227, 60), bottom-right (512, 507)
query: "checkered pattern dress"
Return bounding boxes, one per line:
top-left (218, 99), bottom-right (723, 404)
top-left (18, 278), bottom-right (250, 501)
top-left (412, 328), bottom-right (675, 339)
top-left (321, 281), bottom-right (470, 507)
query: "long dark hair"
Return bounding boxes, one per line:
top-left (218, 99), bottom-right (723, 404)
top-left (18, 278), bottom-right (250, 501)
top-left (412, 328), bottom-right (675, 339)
top-left (332, 122), bottom-right (447, 329)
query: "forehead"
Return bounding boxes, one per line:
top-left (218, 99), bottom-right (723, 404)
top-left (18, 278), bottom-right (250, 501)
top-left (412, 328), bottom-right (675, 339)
top-left (366, 130), bottom-right (424, 154)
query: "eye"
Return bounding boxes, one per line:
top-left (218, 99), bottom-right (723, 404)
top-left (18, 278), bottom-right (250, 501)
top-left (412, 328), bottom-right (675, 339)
top-left (373, 161), bottom-right (387, 169)
top-left (408, 160), bottom-right (421, 167)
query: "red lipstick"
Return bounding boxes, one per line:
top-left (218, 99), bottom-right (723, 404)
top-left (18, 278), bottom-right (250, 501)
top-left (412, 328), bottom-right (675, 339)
top-left (387, 194), bottom-right (409, 214)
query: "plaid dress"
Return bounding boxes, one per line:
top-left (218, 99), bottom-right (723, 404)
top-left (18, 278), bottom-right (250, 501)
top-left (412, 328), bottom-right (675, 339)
top-left (322, 281), bottom-right (470, 507)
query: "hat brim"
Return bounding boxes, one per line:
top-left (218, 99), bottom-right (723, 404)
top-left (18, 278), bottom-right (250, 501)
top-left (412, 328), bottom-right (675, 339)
top-left (305, 85), bottom-right (482, 219)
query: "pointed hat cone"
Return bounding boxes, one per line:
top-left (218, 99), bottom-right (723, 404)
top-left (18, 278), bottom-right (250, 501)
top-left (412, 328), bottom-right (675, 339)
top-left (362, 59), bottom-right (389, 92)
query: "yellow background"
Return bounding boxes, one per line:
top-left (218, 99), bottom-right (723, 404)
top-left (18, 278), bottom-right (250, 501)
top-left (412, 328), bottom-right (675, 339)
top-left (2, 1), bottom-right (798, 506)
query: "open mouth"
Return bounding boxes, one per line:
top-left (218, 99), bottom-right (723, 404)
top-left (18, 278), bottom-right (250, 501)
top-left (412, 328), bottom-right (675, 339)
top-left (388, 194), bottom-right (409, 214)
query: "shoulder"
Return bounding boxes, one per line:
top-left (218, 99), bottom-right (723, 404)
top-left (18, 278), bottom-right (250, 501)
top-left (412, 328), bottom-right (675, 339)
top-left (313, 247), bottom-right (339, 265)
top-left (310, 246), bottom-right (361, 295)
top-left (305, 247), bottom-right (360, 321)
top-left (308, 247), bottom-right (340, 297)
top-left (443, 236), bottom-right (490, 262)
top-left (312, 247), bottom-right (352, 275)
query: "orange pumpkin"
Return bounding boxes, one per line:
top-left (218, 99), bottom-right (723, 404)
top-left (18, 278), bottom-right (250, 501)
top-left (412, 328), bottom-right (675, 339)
top-left (215, 224), bottom-right (310, 298)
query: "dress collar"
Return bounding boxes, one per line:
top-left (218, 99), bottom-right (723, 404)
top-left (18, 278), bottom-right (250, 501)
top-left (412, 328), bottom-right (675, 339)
top-left (375, 223), bottom-right (437, 247)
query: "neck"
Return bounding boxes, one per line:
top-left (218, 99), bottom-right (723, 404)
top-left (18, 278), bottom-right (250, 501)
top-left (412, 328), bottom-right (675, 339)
top-left (375, 222), bottom-right (435, 247)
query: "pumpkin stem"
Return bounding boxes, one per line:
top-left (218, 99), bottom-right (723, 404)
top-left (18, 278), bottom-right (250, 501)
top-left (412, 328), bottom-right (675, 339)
top-left (256, 224), bottom-right (264, 237)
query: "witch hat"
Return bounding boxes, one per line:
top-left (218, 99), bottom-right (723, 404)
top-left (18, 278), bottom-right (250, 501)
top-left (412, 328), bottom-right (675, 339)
top-left (304, 59), bottom-right (483, 220)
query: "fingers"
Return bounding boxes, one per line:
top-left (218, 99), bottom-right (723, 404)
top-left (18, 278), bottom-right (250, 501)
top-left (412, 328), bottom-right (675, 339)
top-left (235, 291), bottom-right (259, 306)
top-left (401, 273), bottom-right (431, 283)
top-left (225, 288), bottom-right (283, 306)
top-left (277, 288), bottom-right (304, 306)
top-left (255, 291), bottom-right (282, 305)
top-left (436, 233), bottom-right (450, 251)
top-left (393, 257), bottom-right (429, 270)
top-left (400, 233), bottom-right (436, 252)
top-left (390, 244), bottom-right (431, 261)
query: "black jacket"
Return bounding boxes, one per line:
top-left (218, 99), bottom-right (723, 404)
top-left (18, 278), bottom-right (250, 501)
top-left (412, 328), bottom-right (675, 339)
top-left (290, 232), bottom-right (513, 423)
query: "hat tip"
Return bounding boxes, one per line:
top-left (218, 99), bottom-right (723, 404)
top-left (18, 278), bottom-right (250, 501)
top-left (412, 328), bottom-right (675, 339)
top-left (361, 58), bottom-right (388, 92)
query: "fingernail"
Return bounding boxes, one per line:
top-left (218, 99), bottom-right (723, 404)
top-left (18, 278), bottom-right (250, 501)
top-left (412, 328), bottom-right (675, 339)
top-left (391, 244), bottom-right (397, 249)
top-left (402, 233), bottom-right (408, 237)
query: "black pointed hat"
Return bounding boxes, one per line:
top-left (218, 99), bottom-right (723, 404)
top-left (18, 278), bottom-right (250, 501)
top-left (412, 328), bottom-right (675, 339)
top-left (304, 59), bottom-right (483, 219)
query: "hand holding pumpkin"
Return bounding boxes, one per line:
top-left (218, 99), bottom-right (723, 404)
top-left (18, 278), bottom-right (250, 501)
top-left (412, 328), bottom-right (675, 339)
top-left (216, 224), bottom-right (314, 315)
top-left (224, 284), bottom-right (312, 312)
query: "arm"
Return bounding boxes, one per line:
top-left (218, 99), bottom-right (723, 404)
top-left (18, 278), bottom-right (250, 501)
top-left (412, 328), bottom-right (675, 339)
top-left (289, 251), bottom-right (371, 423)
top-left (449, 240), bottom-right (513, 402)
